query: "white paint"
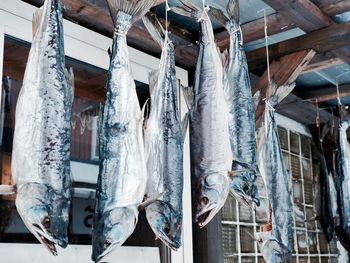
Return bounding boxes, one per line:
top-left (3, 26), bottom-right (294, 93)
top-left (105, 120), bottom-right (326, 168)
top-left (275, 112), bottom-right (311, 136)
top-left (0, 1), bottom-right (192, 262)
top-left (0, 244), bottom-right (160, 263)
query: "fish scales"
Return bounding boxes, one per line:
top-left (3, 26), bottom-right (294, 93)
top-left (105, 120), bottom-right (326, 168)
top-left (10, 0), bottom-right (73, 254)
top-left (257, 83), bottom-right (294, 262)
top-left (335, 118), bottom-right (350, 251)
top-left (92, 0), bottom-right (156, 262)
top-left (143, 14), bottom-right (184, 248)
top-left (172, 0), bottom-right (232, 227)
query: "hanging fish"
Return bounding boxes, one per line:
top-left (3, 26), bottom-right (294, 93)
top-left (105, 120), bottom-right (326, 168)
top-left (0, 0), bottom-right (74, 255)
top-left (208, 0), bottom-right (259, 207)
top-left (171, 0), bottom-right (232, 228)
top-left (91, 0), bottom-right (157, 262)
top-left (334, 108), bottom-right (350, 252)
top-left (257, 83), bottom-right (294, 261)
top-left (142, 14), bottom-right (186, 250)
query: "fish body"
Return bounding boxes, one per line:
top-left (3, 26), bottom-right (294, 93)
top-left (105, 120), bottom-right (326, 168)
top-left (179, 6), bottom-right (231, 227)
top-left (10, 0), bottom-right (73, 254)
top-left (92, 1), bottom-right (156, 262)
top-left (335, 119), bottom-right (350, 251)
top-left (222, 14), bottom-right (258, 207)
top-left (257, 83), bottom-right (294, 261)
top-left (255, 231), bottom-right (290, 263)
top-left (142, 16), bottom-right (184, 250)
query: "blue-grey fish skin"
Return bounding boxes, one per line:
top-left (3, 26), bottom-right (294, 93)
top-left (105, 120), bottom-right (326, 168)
top-left (144, 38), bottom-right (184, 250)
top-left (188, 10), bottom-right (231, 228)
top-left (92, 10), bottom-right (147, 263)
top-left (335, 119), bottom-right (350, 251)
top-left (255, 231), bottom-right (290, 263)
top-left (257, 85), bottom-right (293, 261)
top-left (11, 0), bottom-right (72, 254)
top-left (223, 19), bottom-right (259, 207)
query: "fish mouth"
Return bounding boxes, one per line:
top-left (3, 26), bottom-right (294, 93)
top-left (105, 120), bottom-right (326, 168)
top-left (195, 207), bottom-right (216, 228)
top-left (230, 184), bottom-right (260, 208)
top-left (156, 233), bottom-right (181, 251)
top-left (97, 242), bottom-right (121, 263)
top-left (30, 224), bottom-right (57, 256)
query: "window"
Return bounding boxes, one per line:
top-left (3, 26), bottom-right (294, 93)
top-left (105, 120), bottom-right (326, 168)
top-left (222, 119), bottom-right (339, 262)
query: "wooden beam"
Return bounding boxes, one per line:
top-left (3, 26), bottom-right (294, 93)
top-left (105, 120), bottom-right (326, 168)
top-left (215, 13), bottom-right (296, 49)
top-left (301, 52), bottom-right (344, 74)
top-left (263, 0), bottom-right (332, 31)
top-left (316, 0), bottom-right (350, 16)
top-left (253, 49), bottom-right (316, 126)
top-left (294, 83), bottom-right (350, 103)
top-left (247, 21), bottom-right (350, 71)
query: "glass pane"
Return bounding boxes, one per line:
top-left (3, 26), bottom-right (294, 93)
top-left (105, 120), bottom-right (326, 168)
top-left (330, 257), bottom-right (338, 263)
top-left (312, 161), bottom-right (320, 179)
top-left (255, 175), bottom-right (266, 198)
top-left (290, 132), bottom-right (300, 154)
top-left (299, 257), bottom-right (308, 263)
top-left (318, 233), bottom-right (329, 253)
top-left (329, 238), bottom-right (338, 254)
top-left (224, 257), bottom-right (238, 263)
top-left (320, 257), bottom-right (330, 263)
top-left (310, 257), bottom-right (319, 263)
top-left (296, 230), bottom-right (308, 253)
top-left (222, 195), bottom-right (237, 221)
top-left (306, 207), bottom-right (316, 230)
top-left (240, 226), bottom-right (255, 253)
top-left (291, 155), bottom-right (301, 178)
top-left (222, 224), bottom-right (237, 255)
top-left (239, 202), bottom-right (253, 222)
top-left (258, 257), bottom-right (265, 263)
top-left (311, 142), bottom-right (319, 160)
top-left (283, 151), bottom-right (291, 172)
top-left (293, 181), bottom-right (303, 204)
top-left (241, 257), bottom-right (255, 263)
top-left (295, 204), bottom-right (305, 227)
top-left (278, 126), bottom-right (289, 150)
top-left (255, 198), bottom-right (268, 224)
top-left (304, 180), bottom-right (313, 205)
top-left (302, 158), bottom-right (312, 180)
top-left (300, 135), bottom-right (311, 158)
top-left (292, 257), bottom-right (298, 263)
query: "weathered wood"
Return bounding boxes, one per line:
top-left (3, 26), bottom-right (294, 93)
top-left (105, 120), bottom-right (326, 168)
top-left (247, 21), bottom-right (350, 71)
top-left (315, 0), bottom-right (350, 16)
top-left (253, 49), bottom-right (316, 126)
top-left (294, 83), bottom-right (350, 103)
top-left (301, 52), bottom-right (344, 74)
top-left (215, 13), bottom-right (296, 48)
top-left (263, 0), bottom-right (332, 31)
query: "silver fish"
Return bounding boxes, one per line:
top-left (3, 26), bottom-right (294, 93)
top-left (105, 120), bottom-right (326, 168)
top-left (0, 0), bottom-right (73, 255)
top-left (91, 0), bottom-right (156, 262)
top-left (257, 83), bottom-right (294, 261)
top-left (209, 0), bottom-right (259, 207)
top-left (142, 14), bottom-right (185, 250)
top-left (335, 111), bottom-right (350, 252)
top-left (172, 0), bottom-right (232, 228)
top-left (254, 231), bottom-right (290, 263)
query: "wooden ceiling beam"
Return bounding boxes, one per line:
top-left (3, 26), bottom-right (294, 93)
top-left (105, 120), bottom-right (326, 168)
top-left (247, 21), bottom-right (350, 71)
top-left (301, 52), bottom-right (344, 74)
top-left (317, 0), bottom-right (350, 16)
top-left (253, 49), bottom-right (316, 126)
top-left (294, 83), bottom-right (350, 103)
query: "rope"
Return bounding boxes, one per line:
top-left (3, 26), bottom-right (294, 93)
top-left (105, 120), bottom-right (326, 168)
top-left (263, 9), bottom-right (271, 85)
top-left (165, 0), bottom-right (170, 43)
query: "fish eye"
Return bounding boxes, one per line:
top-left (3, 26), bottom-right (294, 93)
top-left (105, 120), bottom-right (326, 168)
top-left (258, 238), bottom-right (262, 243)
top-left (242, 183), bottom-right (249, 193)
top-left (104, 239), bottom-right (112, 248)
top-left (42, 216), bottom-right (51, 229)
top-left (163, 224), bottom-right (170, 235)
top-left (201, 196), bottom-right (209, 205)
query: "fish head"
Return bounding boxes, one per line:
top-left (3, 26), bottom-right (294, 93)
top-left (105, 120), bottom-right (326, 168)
top-left (146, 200), bottom-right (182, 250)
top-left (230, 172), bottom-right (260, 207)
top-left (92, 206), bottom-right (138, 263)
top-left (254, 231), bottom-right (290, 262)
top-left (193, 173), bottom-right (230, 228)
top-left (16, 184), bottom-right (57, 255)
top-left (50, 196), bottom-right (70, 248)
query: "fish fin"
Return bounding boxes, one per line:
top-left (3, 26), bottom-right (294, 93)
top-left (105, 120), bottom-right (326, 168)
top-left (138, 192), bottom-right (164, 211)
top-left (208, 7), bottom-right (229, 27)
top-left (32, 6), bottom-right (44, 38)
top-left (142, 13), bottom-right (165, 48)
top-left (170, 0), bottom-right (203, 20)
top-left (106, 0), bottom-right (157, 23)
top-left (0, 185), bottom-right (16, 195)
top-left (65, 67), bottom-right (75, 105)
top-left (253, 90), bottom-right (261, 111)
top-left (181, 85), bottom-right (194, 111)
top-left (226, 0), bottom-right (240, 23)
top-left (141, 98), bottom-right (150, 129)
top-left (181, 112), bottom-right (189, 139)
top-left (267, 82), bottom-right (295, 107)
top-left (170, 6), bottom-right (193, 18)
top-left (108, 46), bottom-right (112, 59)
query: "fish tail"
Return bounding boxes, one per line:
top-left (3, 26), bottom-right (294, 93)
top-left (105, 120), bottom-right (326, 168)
top-left (208, 7), bottom-right (229, 27)
top-left (106, 0), bottom-right (157, 24)
top-left (0, 185), bottom-right (16, 195)
top-left (181, 85), bottom-right (194, 111)
top-left (226, 0), bottom-right (239, 23)
top-left (171, 0), bottom-right (206, 20)
top-left (266, 82), bottom-right (295, 107)
top-left (32, 6), bottom-right (44, 38)
top-left (142, 13), bottom-right (165, 48)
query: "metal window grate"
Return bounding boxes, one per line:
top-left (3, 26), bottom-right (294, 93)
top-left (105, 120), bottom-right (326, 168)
top-left (222, 125), bottom-right (339, 263)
